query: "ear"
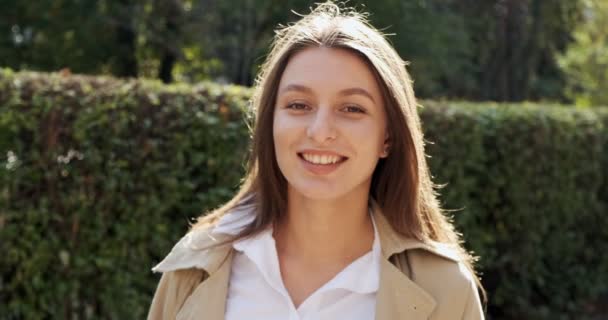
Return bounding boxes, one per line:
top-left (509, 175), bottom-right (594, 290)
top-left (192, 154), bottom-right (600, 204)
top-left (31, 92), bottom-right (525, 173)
top-left (380, 132), bottom-right (391, 158)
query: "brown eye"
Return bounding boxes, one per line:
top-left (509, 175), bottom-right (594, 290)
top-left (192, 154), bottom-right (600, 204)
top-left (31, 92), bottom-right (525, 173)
top-left (343, 105), bottom-right (365, 113)
top-left (286, 102), bottom-right (309, 110)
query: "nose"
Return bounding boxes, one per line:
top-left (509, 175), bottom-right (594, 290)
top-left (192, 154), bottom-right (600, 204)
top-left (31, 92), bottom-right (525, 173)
top-left (306, 107), bottom-right (337, 144)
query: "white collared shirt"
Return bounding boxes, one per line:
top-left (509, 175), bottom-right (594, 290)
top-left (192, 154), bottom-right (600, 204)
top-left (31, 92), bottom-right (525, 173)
top-left (211, 208), bottom-right (382, 320)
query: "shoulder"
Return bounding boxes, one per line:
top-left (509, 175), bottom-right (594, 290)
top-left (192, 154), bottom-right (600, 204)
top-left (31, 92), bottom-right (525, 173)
top-left (407, 246), bottom-right (476, 291)
top-left (147, 225), bottom-right (229, 320)
top-left (147, 202), bottom-right (255, 319)
top-left (152, 223), bottom-right (233, 274)
top-left (152, 202), bottom-right (255, 274)
top-left (406, 247), bottom-right (484, 319)
top-left (147, 267), bottom-right (208, 320)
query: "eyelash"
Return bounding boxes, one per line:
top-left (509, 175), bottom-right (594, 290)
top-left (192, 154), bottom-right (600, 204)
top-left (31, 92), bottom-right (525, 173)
top-left (286, 102), bottom-right (309, 110)
top-left (285, 103), bottom-right (366, 114)
top-left (343, 105), bottom-right (365, 113)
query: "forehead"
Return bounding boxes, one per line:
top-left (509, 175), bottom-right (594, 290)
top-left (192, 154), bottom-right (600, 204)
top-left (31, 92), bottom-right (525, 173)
top-left (277, 47), bottom-right (382, 99)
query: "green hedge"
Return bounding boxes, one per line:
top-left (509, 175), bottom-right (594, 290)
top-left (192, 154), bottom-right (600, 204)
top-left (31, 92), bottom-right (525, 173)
top-left (0, 70), bottom-right (606, 319)
top-left (420, 101), bottom-right (608, 319)
top-left (0, 69), bottom-right (252, 318)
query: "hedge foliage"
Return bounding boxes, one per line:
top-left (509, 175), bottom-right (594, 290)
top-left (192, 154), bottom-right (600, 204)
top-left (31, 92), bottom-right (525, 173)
top-left (0, 69), bottom-right (252, 319)
top-left (421, 101), bottom-right (608, 319)
top-left (0, 69), bottom-right (606, 319)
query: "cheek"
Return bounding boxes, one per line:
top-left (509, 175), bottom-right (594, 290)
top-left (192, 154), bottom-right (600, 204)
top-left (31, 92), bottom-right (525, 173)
top-left (272, 117), bottom-right (284, 154)
top-left (344, 121), bottom-right (385, 154)
top-left (273, 113), bottom-right (298, 156)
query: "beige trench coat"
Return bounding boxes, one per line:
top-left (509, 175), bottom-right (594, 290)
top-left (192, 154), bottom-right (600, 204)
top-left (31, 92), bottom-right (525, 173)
top-left (147, 200), bottom-right (484, 319)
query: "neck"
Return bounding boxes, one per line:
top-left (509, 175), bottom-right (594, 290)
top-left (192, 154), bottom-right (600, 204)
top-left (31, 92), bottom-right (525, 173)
top-left (274, 189), bottom-right (375, 266)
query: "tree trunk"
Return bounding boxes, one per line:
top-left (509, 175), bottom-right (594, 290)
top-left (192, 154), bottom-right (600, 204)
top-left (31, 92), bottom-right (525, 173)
top-left (158, 0), bottom-right (181, 83)
top-left (115, 0), bottom-right (138, 78)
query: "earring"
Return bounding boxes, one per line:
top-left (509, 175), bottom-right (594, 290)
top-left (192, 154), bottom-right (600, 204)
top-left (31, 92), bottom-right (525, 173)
top-left (382, 145), bottom-right (390, 157)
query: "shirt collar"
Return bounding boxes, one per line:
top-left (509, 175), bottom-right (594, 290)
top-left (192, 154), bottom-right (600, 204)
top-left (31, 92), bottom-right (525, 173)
top-left (230, 209), bottom-right (382, 295)
top-left (151, 197), bottom-right (459, 276)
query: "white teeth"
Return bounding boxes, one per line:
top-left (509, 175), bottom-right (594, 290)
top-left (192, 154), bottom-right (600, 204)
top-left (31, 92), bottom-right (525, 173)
top-left (302, 153), bottom-right (343, 165)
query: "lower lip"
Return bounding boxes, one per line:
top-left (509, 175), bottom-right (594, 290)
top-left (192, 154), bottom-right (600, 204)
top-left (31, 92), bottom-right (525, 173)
top-left (298, 154), bottom-right (347, 175)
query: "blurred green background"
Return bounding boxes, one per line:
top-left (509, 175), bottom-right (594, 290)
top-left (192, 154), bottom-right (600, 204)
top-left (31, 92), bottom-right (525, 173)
top-left (1, 1), bottom-right (607, 319)
top-left (2, 0), bottom-right (607, 106)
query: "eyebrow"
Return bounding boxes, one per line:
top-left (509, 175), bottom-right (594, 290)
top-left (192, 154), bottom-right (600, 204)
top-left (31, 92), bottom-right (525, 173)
top-left (278, 84), bottom-right (376, 104)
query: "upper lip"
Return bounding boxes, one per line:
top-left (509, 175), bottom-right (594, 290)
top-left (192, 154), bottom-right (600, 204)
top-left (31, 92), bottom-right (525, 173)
top-left (297, 149), bottom-right (348, 158)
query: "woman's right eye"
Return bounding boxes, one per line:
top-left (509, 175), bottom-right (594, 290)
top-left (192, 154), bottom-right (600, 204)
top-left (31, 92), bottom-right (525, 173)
top-left (286, 102), bottom-right (309, 110)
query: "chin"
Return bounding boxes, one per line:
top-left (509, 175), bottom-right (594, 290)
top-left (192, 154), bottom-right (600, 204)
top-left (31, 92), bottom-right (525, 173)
top-left (288, 183), bottom-right (351, 201)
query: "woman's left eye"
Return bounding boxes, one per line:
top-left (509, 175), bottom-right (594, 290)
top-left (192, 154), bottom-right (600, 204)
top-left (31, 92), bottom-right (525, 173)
top-left (343, 105), bottom-right (365, 113)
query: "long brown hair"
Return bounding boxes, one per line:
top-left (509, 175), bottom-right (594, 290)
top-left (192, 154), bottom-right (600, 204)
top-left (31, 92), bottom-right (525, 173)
top-left (192, 1), bottom-right (484, 298)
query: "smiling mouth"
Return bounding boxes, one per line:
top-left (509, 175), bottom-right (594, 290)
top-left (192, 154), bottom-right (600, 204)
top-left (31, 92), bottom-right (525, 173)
top-left (297, 153), bottom-right (348, 165)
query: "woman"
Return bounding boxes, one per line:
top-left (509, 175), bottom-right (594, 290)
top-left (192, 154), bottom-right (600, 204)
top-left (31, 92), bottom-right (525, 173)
top-left (148, 2), bottom-right (485, 319)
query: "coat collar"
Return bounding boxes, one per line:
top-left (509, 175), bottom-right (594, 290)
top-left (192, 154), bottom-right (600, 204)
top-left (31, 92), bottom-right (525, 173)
top-left (370, 198), bottom-right (462, 262)
top-left (153, 198), bottom-right (461, 319)
top-left (151, 225), bottom-right (233, 275)
top-left (370, 198), bottom-right (461, 319)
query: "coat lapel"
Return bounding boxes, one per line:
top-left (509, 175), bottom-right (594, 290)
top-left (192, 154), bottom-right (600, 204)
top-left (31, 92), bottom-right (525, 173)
top-left (375, 258), bottom-right (437, 319)
top-left (176, 250), bottom-right (234, 320)
top-left (152, 224), bottom-right (234, 320)
top-left (372, 199), bottom-right (444, 319)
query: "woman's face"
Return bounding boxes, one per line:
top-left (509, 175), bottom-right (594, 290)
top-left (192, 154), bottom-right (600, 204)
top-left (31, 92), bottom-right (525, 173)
top-left (273, 47), bottom-right (388, 200)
